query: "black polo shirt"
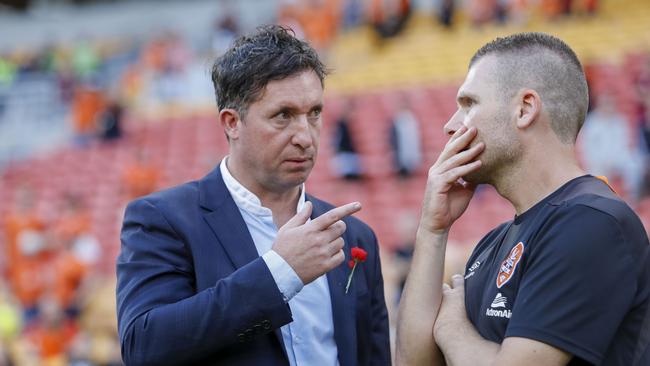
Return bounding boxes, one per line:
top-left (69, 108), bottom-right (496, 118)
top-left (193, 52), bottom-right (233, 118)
top-left (464, 175), bottom-right (650, 365)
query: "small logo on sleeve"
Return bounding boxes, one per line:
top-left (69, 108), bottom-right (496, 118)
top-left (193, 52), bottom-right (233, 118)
top-left (464, 260), bottom-right (481, 279)
top-left (496, 242), bottom-right (524, 288)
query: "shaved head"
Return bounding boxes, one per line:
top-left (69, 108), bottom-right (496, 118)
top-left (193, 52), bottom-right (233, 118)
top-left (470, 32), bottom-right (589, 144)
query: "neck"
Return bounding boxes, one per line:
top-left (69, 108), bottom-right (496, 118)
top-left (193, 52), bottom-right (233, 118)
top-left (492, 146), bottom-right (585, 215)
top-left (226, 156), bottom-right (302, 226)
top-left (258, 188), bottom-right (301, 214)
top-left (260, 188), bottom-right (302, 228)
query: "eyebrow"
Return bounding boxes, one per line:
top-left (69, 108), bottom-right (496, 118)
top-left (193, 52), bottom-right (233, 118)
top-left (271, 102), bottom-right (323, 115)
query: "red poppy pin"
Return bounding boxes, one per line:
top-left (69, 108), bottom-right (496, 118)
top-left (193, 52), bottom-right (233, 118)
top-left (345, 247), bottom-right (368, 294)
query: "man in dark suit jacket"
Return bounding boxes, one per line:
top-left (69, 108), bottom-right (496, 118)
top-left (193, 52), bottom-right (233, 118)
top-left (116, 25), bottom-right (391, 366)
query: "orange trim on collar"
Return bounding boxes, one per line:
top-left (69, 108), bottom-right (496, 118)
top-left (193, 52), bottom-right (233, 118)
top-left (595, 175), bottom-right (617, 194)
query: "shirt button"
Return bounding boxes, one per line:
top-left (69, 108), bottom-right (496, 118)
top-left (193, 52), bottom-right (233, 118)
top-left (262, 320), bottom-right (271, 329)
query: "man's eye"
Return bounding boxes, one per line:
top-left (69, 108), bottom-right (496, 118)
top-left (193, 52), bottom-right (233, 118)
top-left (309, 109), bottom-right (322, 119)
top-left (276, 111), bottom-right (291, 119)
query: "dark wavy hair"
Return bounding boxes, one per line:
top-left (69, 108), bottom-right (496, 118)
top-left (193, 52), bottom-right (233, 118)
top-left (211, 25), bottom-right (328, 119)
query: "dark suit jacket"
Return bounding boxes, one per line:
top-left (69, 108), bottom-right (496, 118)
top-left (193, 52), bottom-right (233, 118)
top-left (116, 166), bottom-right (391, 365)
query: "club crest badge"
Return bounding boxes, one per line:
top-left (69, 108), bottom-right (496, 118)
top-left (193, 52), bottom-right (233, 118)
top-left (496, 242), bottom-right (524, 288)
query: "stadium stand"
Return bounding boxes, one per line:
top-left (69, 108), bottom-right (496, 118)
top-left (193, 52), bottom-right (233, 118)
top-left (0, 0), bottom-right (649, 363)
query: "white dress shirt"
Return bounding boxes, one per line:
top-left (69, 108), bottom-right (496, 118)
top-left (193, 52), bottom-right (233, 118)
top-left (220, 158), bottom-right (340, 366)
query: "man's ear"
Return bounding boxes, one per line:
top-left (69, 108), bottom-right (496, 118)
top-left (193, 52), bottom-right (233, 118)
top-left (516, 89), bottom-right (541, 130)
top-left (220, 109), bottom-right (241, 140)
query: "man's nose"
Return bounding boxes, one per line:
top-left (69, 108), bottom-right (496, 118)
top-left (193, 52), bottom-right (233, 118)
top-left (443, 110), bottom-right (463, 136)
top-left (292, 116), bottom-right (313, 148)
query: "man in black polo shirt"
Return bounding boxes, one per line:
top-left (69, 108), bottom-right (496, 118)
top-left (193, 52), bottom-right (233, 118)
top-left (396, 32), bottom-right (650, 366)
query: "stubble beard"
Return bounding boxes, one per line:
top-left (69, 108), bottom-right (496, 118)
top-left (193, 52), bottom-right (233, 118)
top-left (462, 120), bottom-right (522, 187)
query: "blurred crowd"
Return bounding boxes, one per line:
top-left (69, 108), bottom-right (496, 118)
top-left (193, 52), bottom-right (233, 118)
top-left (1, 0), bottom-right (648, 364)
top-left (0, 33), bottom-right (200, 145)
top-left (453, 0), bottom-right (599, 28)
top-left (0, 0), bottom-right (607, 152)
top-left (1, 187), bottom-right (120, 366)
top-left (579, 57), bottom-right (650, 204)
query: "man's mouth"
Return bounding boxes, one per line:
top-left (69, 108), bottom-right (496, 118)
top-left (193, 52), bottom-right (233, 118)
top-left (286, 157), bottom-right (311, 162)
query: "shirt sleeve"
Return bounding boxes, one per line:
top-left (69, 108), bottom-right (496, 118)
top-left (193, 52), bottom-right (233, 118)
top-left (262, 250), bottom-right (304, 302)
top-left (505, 204), bottom-right (637, 365)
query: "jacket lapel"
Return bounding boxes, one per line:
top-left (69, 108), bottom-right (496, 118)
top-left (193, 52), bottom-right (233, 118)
top-left (199, 166), bottom-right (288, 357)
top-left (199, 167), bottom-right (260, 269)
top-left (309, 197), bottom-right (358, 366)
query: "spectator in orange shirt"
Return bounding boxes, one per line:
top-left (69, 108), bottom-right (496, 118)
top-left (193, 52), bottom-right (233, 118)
top-left (10, 232), bottom-right (50, 324)
top-left (369, 0), bottom-right (412, 39)
top-left (50, 234), bottom-right (100, 321)
top-left (3, 185), bottom-right (44, 279)
top-left (24, 297), bottom-right (78, 363)
top-left (294, 0), bottom-right (340, 52)
top-left (120, 64), bottom-right (143, 107)
top-left (541, 0), bottom-right (565, 20)
top-left (52, 194), bottom-right (91, 247)
top-left (51, 252), bottom-right (87, 320)
top-left (71, 85), bottom-right (105, 145)
top-left (50, 194), bottom-right (99, 319)
top-left (142, 37), bottom-right (167, 73)
top-left (585, 0), bottom-right (598, 14)
top-left (3, 186), bottom-right (50, 322)
top-left (121, 149), bottom-right (160, 200)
